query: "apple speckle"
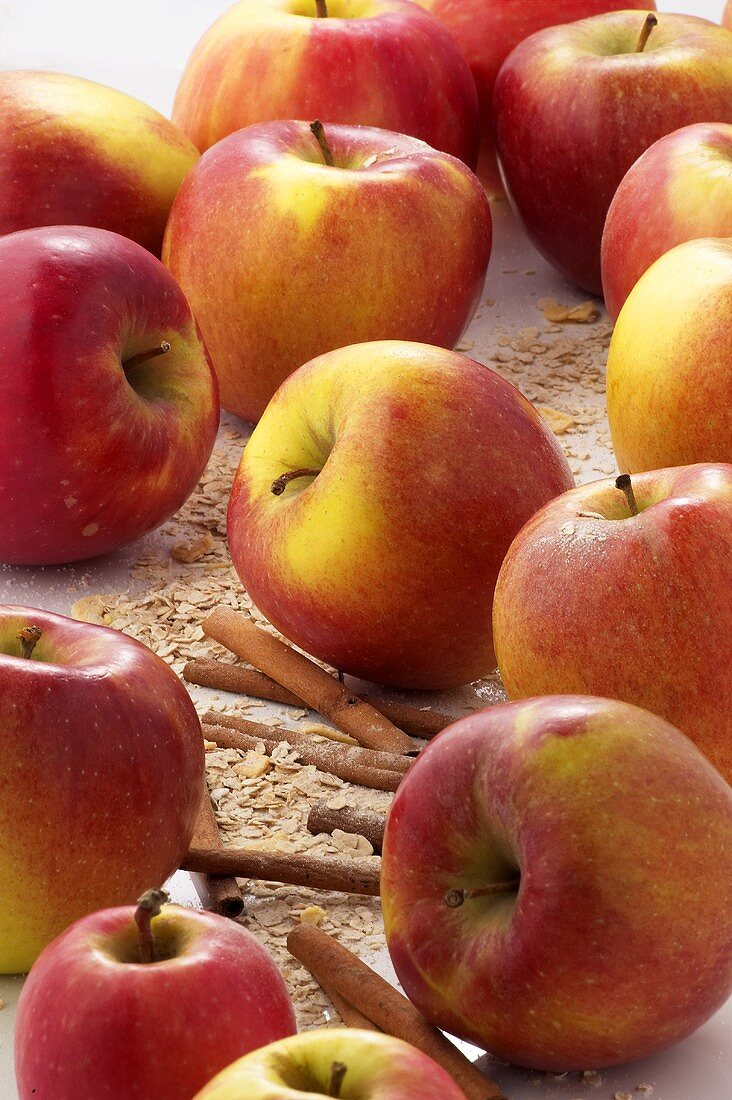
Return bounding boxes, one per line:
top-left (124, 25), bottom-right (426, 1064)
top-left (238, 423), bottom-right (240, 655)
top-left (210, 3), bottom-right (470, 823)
top-left (82, 523), bottom-right (100, 537)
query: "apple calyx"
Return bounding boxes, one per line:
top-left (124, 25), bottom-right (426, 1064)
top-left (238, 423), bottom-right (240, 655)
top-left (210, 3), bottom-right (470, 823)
top-left (123, 341), bottom-right (171, 372)
top-left (315, 0), bottom-right (328, 16)
top-left (444, 878), bottom-right (520, 908)
top-left (328, 1061), bottom-right (347, 1097)
top-left (271, 467), bottom-right (322, 496)
top-left (16, 625), bottom-right (42, 660)
top-left (134, 888), bottom-right (170, 963)
top-left (615, 473), bottom-right (639, 516)
top-left (310, 120), bottom-right (335, 167)
top-left (636, 13), bottom-right (658, 52)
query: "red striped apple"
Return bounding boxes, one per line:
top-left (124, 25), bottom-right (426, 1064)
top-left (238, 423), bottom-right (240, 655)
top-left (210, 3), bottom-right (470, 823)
top-left (494, 11), bottom-right (732, 293)
top-left (0, 225), bottom-right (219, 566)
top-left (163, 121), bottom-right (491, 423)
top-left (172, 0), bottom-right (479, 167)
top-left (0, 71), bottom-right (199, 255)
top-left (492, 465), bottom-right (732, 781)
top-left (15, 896), bottom-right (296, 1099)
top-left (0, 608), bottom-right (205, 973)
top-left (194, 1028), bottom-right (466, 1098)
top-left (725, 1), bottom-right (731, 31)
top-left (606, 239), bottom-right (732, 471)
top-left (382, 696), bottom-right (732, 1071)
top-left (602, 123), bottom-right (732, 320)
top-left (227, 340), bottom-right (574, 690)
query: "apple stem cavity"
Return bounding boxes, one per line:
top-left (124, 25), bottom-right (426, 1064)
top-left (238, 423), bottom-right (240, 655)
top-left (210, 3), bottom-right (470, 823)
top-left (328, 1061), bottom-right (348, 1097)
top-left (444, 878), bottom-right (520, 908)
top-left (17, 625), bottom-right (42, 660)
top-left (315, 0), bottom-right (328, 16)
top-left (123, 340), bottom-right (171, 372)
top-left (615, 473), bottom-right (640, 516)
top-left (310, 120), bottom-right (335, 167)
top-left (635, 13), bottom-right (658, 52)
top-left (271, 467), bottom-right (322, 496)
top-left (134, 888), bottom-right (170, 963)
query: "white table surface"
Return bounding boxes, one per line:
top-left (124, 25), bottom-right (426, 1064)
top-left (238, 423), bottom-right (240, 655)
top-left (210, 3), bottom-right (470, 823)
top-left (0, 1), bottom-right (729, 1097)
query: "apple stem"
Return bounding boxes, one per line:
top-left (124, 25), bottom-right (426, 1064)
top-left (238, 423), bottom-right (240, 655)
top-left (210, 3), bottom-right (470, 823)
top-left (328, 1062), bottom-right (347, 1097)
top-left (635, 13), bottom-right (657, 52)
top-left (271, 467), bottom-right (322, 496)
top-left (310, 120), bottom-right (335, 167)
top-left (315, 0), bottom-right (328, 16)
top-left (17, 625), bottom-right (42, 660)
top-left (615, 473), bottom-right (639, 516)
top-left (134, 888), bottom-right (169, 963)
top-left (444, 879), bottom-right (520, 908)
top-left (123, 341), bottom-right (171, 372)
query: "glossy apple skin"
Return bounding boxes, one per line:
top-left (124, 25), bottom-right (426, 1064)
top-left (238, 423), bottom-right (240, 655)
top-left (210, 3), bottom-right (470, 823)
top-left (492, 465), bottom-right (732, 782)
top-left (0, 225), bottom-right (219, 565)
top-left (602, 123), bottom-right (732, 320)
top-left (15, 905), bottom-right (296, 1099)
top-left (0, 71), bottom-right (199, 255)
top-left (172, 0), bottom-right (479, 167)
top-left (382, 696), bottom-right (732, 1071)
top-left (413, 0), bottom-right (653, 197)
top-left (0, 606), bottom-right (205, 973)
top-left (195, 1028), bottom-right (465, 1099)
top-left (163, 121), bottom-right (491, 423)
top-left (725, 1), bottom-right (731, 31)
top-left (606, 240), bottom-right (732, 472)
top-left (227, 340), bottom-right (574, 690)
top-left (494, 11), bottom-right (732, 293)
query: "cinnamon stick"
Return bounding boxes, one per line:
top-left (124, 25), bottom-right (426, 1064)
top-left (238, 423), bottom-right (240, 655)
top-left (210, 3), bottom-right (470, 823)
top-left (202, 610), bottom-right (414, 755)
top-left (203, 722), bottom-right (405, 793)
top-left (191, 784), bottom-right (244, 918)
top-left (184, 658), bottom-right (453, 739)
top-left (308, 801), bottom-right (386, 854)
top-left (287, 925), bottom-right (504, 1100)
top-left (182, 847), bottom-right (380, 896)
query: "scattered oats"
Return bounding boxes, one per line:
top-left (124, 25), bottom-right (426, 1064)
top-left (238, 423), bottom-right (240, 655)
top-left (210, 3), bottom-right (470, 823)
top-left (302, 722), bottom-right (358, 746)
top-left (635, 1088), bottom-right (654, 1095)
top-left (582, 1070), bottom-right (602, 1086)
top-left (233, 752), bottom-right (272, 780)
top-left (537, 406), bottom-right (575, 436)
top-left (538, 297), bottom-right (599, 324)
top-left (203, 740), bottom-right (218, 751)
top-left (331, 830), bottom-right (374, 856)
top-left (172, 531), bottom-right (215, 562)
top-left (70, 594), bottom-right (108, 625)
top-left (326, 794), bottom-right (349, 811)
top-left (299, 905), bottom-right (327, 926)
top-left (614, 1093), bottom-right (633, 1100)
top-left (456, 338), bottom-right (475, 352)
top-left (0, 998), bottom-right (5, 1010)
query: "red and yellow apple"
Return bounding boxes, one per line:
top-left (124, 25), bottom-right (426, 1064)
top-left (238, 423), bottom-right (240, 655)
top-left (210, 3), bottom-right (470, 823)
top-left (194, 1028), bottom-right (466, 1099)
top-left (163, 121), bottom-right (491, 423)
top-left (493, 11), bottom-right (732, 293)
top-left (0, 71), bottom-right (199, 255)
top-left (227, 340), bottom-right (574, 690)
top-left (724, 1), bottom-right (731, 31)
top-left (0, 225), bottom-right (219, 566)
top-left (606, 239), bottom-right (732, 471)
top-left (413, 0), bottom-right (654, 196)
top-left (15, 898), bottom-right (296, 1098)
top-left (492, 465), bottom-right (732, 781)
top-left (172, 0), bottom-right (479, 167)
top-left (382, 696), bottom-right (732, 1071)
top-left (0, 607), bottom-right (205, 973)
top-left (602, 122), bottom-right (732, 320)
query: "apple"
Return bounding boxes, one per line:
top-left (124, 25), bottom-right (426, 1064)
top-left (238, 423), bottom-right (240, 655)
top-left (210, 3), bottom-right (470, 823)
top-left (493, 11), bottom-right (732, 293)
top-left (194, 1027), bottom-right (466, 1099)
top-left (163, 120), bottom-right (491, 423)
top-left (0, 70), bottom-right (199, 255)
top-left (0, 225), bottom-right (219, 566)
top-left (226, 340), bottom-right (574, 690)
top-left (15, 894), bottom-right (297, 1099)
top-left (412, 0), bottom-right (654, 197)
top-left (172, 0), bottom-right (479, 167)
top-left (601, 123), bottom-right (732, 320)
top-left (606, 238), bottom-right (731, 472)
top-left (0, 606), bottom-right (205, 973)
top-left (725, 1), bottom-right (732, 31)
top-left (381, 695), bottom-right (732, 1071)
top-left (492, 464), bottom-right (732, 782)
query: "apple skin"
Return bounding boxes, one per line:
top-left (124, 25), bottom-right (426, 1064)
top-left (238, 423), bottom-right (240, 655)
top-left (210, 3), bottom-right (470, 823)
top-left (381, 696), bottom-right (732, 1072)
top-left (14, 904), bottom-right (296, 1099)
top-left (0, 225), bottom-right (219, 566)
top-left (172, 0), bottom-right (479, 167)
top-left (601, 123), bottom-right (732, 320)
top-left (194, 1028), bottom-right (466, 1099)
top-left (227, 340), bottom-right (574, 690)
top-left (725, 1), bottom-right (732, 31)
top-left (0, 606), bottom-right (205, 973)
top-left (163, 120), bottom-right (491, 423)
top-left (492, 465), bottom-right (732, 782)
top-left (0, 71), bottom-right (199, 255)
top-left (493, 11), bottom-right (732, 293)
top-left (412, 0), bottom-right (654, 197)
top-left (606, 238), bottom-right (732, 472)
